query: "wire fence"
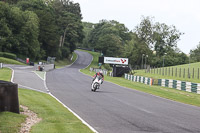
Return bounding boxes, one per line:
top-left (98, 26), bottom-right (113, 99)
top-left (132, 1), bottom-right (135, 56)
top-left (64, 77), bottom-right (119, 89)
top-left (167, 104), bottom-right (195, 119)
top-left (146, 67), bottom-right (200, 80)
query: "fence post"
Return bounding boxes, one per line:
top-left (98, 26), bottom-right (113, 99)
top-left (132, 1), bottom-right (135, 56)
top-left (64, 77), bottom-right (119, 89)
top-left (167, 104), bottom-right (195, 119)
top-left (162, 68), bottom-right (164, 76)
top-left (169, 67), bottom-right (170, 76)
top-left (188, 68), bottom-right (190, 79)
top-left (157, 67), bottom-right (158, 74)
top-left (172, 68), bottom-right (173, 77)
top-left (179, 68), bottom-right (181, 78)
top-left (198, 68), bottom-right (199, 79)
top-left (192, 68), bottom-right (194, 79)
top-left (183, 68), bottom-right (185, 78)
top-left (175, 67), bottom-right (177, 77)
top-left (159, 68), bottom-right (161, 75)
top-left (165, 68), bottom-right (167, 76)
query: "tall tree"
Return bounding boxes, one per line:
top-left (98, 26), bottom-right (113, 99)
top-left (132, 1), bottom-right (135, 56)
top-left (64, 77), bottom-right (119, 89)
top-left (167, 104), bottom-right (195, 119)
top-left (0, 2), bottom-right (40, 59)
top-left (134, 16), bottom-right (184, 57)
top-left (88, 20), bottom-right (131, 56)
top-left (190, 42), bottom-right (200, 62)
top-left (17, 0), bottom-right (60, 59)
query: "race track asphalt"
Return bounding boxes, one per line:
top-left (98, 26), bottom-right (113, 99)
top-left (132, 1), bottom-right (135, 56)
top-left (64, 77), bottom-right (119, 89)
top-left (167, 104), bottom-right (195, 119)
top-left (46, 50), bottom-right (200, 133)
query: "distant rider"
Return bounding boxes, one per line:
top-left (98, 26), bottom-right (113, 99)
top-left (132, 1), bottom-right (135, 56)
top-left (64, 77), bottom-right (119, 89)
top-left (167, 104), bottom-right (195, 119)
top-left (92, 70), bottom-right (104, 84)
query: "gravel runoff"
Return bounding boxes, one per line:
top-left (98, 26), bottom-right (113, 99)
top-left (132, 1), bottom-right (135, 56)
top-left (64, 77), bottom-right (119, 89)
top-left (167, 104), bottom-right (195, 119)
top-left (20, 105), bottom-right (42, 133)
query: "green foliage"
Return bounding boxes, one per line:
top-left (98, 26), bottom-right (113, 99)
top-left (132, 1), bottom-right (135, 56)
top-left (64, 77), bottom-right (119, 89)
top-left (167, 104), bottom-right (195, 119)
top-left (0, 52), bottom-right (17, 59)
top-left (134, 16), bottom-right (184, 57)
top-left (103, 63), bottom-right (112, 71)
top-left (0, 0), bottom-right (84, 61)
top-left (80, 22), bottom-right (95, 48)
top-left (123, 33), bottom-right (152, 68)
top-left (190, 42), bottom-right (200, 62)
top-left (88, 20), bottom-right (131, 57)
top-left (0, 1), bottom-right (40, 60)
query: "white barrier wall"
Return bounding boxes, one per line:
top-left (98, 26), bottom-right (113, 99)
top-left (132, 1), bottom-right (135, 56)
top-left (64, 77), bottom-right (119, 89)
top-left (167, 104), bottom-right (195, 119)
top-left (186, 82), bottom-right (192, 92)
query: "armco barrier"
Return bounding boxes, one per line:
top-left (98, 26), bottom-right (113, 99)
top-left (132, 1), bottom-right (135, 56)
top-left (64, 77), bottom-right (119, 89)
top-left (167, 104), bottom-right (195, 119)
top-left (124, 74), bottom-right (200, 94)
top-left (124, 74), bottom-right (153, 86)
top-left (157, 79), bottom-right (200, 94)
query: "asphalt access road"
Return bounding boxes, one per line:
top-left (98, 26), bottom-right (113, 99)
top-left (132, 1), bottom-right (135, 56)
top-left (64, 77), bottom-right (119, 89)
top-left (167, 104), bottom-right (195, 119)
top-left (47, 50), bottom-right (200, 133)
top-left (5, 64), bottom-right (47, 92)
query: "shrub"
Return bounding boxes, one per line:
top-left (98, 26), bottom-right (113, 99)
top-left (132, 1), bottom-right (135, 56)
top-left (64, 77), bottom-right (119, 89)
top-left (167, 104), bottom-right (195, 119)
top-left (0, 52), bottom-right (17, 60)
top-left (0, 52), bottom-right (3, 57)
top-left (103, 64), bottom-right (112, 71)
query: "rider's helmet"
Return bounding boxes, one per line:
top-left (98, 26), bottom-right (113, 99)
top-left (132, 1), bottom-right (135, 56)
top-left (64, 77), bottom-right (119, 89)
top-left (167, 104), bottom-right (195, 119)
top-left (99, 70), bottom-right (103, 74)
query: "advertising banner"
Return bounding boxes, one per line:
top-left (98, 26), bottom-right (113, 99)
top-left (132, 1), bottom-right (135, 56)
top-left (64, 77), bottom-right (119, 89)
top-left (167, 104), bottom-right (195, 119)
top-left (104, 57), bottom-right (128, 65)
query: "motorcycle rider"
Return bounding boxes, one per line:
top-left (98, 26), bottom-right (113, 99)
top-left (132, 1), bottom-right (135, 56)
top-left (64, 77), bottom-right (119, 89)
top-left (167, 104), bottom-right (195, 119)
top-left (92, 70), bottom-right (104, 85)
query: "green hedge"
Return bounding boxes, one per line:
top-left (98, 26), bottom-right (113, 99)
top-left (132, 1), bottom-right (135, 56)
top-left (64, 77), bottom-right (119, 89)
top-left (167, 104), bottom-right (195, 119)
top-left (0, 52), bottom-right (17, 60)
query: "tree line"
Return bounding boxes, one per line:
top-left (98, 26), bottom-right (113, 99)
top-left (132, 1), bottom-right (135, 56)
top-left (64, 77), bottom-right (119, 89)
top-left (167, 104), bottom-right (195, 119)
top-left (1, 0), bottom-right (199, 67)
top-left (0, 0), bottom-right (83, 61)
top-left (79, 17), bottom-right (200, 69)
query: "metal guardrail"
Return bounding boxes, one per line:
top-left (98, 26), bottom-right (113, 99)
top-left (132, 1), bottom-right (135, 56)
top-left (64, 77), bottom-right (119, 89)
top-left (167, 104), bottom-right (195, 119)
top-left (124, 73), bottom-right (200, 94)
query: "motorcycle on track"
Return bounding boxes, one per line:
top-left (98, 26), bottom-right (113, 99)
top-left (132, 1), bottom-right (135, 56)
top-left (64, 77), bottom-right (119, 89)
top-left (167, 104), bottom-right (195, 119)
top-left (91, 75), bottom-right (103, 92)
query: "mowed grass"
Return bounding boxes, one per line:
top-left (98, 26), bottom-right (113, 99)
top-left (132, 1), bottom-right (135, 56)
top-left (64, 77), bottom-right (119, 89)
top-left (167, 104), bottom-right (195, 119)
top-left (55, 52), bottom-right (77, 68)
top-left (0, 67), bottom-right (92, 133)
top-left (0, 57), bottom-right (25, 65)
top-left (0, 67), bottom-right (12, 81)
top-left (19, 88), bottom-right (93, 133)
top-left (135, 62), bottom-right (200, 83)
top-left (0, 111), bottom-right (26, 133)
top-left (80, 50), bottom-right (200, 107)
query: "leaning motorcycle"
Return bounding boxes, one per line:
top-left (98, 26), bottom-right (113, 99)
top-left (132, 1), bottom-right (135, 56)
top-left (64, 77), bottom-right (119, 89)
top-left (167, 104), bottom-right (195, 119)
top-left (91, 76), bottom-right (103, 92)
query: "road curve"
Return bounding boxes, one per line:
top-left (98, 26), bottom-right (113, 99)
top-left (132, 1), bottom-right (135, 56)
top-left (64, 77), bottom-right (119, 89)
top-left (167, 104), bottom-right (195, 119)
top-left (46, 50), bottom-right (200, 133)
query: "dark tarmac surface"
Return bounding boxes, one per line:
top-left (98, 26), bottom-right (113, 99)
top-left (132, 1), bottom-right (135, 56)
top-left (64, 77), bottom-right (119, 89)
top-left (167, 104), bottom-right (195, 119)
top-left (46, 50), bottom-right (200, 133)
top-left (6, 50), bottom-right (200, 133)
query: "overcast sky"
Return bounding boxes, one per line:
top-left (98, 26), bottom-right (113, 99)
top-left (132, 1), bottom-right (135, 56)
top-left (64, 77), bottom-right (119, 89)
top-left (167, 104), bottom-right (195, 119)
top-left (73, 0), bottom-right (200, 54)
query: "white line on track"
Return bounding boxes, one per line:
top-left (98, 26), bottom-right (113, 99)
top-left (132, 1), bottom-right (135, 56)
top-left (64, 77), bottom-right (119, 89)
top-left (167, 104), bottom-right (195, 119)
top-left (33, 71), bottom-right (45, 80)
top-left (44, 65), bottom-right (98, 133)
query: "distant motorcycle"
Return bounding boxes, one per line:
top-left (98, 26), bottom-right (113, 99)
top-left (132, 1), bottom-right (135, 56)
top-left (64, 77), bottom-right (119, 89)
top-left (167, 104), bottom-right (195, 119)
top-left (91, 75), bottom-right (103, 92)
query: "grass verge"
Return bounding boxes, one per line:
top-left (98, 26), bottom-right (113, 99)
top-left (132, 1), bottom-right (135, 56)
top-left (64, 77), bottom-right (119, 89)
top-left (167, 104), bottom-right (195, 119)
top-left (0, 57), bottom-right (25, 65)
top-left (0, 67), bottom-right (12, 81)
top-left (0, 112), bottom-right (26, 133)
top-left (79, 50), bottom-right (200, 107)
top-left (55, 52), bottom-right (77, 68)
top-left (19, 88), bottom-right (93, 133)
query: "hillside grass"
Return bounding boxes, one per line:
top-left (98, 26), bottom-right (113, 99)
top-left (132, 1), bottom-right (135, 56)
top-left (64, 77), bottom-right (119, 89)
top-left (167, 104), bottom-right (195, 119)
top-left (134, 62), bottom-right (200, 83)
top-left (0, 57), bottom-right (25, 65)
top-left (55, 52), bottom-right (77, 68)
top-left (79, 50), bottom-right (200, 107)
